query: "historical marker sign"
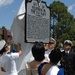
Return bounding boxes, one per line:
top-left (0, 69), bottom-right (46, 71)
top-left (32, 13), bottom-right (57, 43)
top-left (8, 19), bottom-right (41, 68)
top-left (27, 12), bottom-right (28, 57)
top-left (25, 0), bottom-right (50, 43)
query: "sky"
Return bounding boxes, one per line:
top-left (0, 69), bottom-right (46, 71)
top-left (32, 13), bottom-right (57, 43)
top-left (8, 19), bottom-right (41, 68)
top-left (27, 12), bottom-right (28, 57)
top-left (0, 0), bottom-right (75, 30)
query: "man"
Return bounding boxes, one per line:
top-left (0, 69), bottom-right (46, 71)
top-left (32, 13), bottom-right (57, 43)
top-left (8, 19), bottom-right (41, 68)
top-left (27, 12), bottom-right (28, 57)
top-left (0, 40), bottom-right (22, 75)
top-left (44, 37), bottom-right (56, 62)
top-left (60, 40), bottom-right (75, 75)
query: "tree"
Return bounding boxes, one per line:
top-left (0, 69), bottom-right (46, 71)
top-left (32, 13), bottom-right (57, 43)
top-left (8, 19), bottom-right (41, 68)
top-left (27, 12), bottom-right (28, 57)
top-left (2, 26), bottom-right (6, 30)
top-left (49, 1), bottom-right (75, 44)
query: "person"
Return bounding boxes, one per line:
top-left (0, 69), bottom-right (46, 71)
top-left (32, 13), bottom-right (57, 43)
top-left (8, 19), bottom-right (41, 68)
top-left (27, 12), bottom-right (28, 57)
top-left (25, 42), bottom-right (48, 75)
top-left (0, 40), bottom-right (22, 75)
top-left (6, 35), bottom-right (17, 53)
top-left (44, 37), bottom-right (56, 62)
top-left (60, 40), bottom-right (75, 75)
top-left (38, 48), bottom-right (63, 75)
top-left (7, 35), bottom-right (13, 45)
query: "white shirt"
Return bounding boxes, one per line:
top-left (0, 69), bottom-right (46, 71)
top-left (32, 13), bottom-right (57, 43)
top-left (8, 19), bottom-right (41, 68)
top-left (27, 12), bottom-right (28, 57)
top-left (44, 50), bottom-right (51, 62)
top-left (46, 66), bottom-right (59, 75)
top-left (65, 50), bottom-right (70, 54)
top-left (1, 52), bottom-right (19, 75)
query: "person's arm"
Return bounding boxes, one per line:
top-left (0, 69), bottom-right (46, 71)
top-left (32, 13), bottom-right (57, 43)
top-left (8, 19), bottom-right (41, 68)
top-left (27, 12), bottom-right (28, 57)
top-left (10, 43), bottom-right (22, 60)
top-left (17, 43), bottom-right (22, 56)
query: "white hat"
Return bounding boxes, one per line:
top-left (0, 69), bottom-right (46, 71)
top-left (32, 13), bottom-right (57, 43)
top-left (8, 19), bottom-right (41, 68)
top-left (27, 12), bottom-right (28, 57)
top-left (64, 40), bottom-right (73, 46)
top-left (0, 40), bottom-right (6, 51)
top-left (49, 37), bottom-right (56, 45)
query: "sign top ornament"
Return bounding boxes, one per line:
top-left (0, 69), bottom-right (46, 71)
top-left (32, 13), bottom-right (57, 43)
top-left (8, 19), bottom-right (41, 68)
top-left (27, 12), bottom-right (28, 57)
top-left (36, 0), bottom-right (42, 6)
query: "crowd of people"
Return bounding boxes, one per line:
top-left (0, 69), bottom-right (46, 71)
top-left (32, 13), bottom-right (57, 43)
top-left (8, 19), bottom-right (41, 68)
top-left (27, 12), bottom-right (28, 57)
top-left (0, 36), bottom-right (75, 75)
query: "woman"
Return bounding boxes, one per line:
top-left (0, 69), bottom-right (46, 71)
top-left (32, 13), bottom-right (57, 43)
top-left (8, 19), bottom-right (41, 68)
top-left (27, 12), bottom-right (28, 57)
top-left (38, 48), bottom-right (64, 75)
top-left (25, 42), bottom-right (48, 75)
top-left (0, 40), bottom-right (22, 75)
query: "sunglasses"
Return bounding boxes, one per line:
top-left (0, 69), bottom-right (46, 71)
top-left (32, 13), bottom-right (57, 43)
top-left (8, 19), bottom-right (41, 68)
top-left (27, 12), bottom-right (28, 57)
top-left (4, 44), bottom-right (9, 48)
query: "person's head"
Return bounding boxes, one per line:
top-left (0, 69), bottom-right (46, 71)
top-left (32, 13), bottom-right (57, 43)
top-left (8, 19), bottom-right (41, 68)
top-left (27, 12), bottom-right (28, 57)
top-left (32, 42), bottom-right (45, 61)
top-left (63, 40), bottom-right (73, 51)
top-left (49, 48), bottom-right (62, 64)
top-left (7, 35), bottom-right (13, 45)
top-left (0, 40), bottom-right (9, 54)
top-left (48, 37), bottom-right (56, 50)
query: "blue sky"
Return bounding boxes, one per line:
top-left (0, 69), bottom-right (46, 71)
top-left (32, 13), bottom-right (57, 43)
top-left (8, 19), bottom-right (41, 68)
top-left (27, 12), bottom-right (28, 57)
top-left (0, 0), bottom-right (75, 30)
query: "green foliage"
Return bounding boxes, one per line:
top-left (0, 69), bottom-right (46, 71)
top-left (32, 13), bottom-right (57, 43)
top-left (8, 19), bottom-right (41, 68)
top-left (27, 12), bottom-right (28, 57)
top-left (2, 26), bottom-right (6, 30)
top-left (72, 41), bottom-right (75, 46)
top-left (49, 1), bottom-right (75, 44)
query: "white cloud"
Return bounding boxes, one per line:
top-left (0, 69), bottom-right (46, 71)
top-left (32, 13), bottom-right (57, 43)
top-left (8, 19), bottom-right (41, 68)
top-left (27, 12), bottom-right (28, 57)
top-left (0, 0), bottom-right (14, 7)
top-left (68, 4), bottom-right (75, 11)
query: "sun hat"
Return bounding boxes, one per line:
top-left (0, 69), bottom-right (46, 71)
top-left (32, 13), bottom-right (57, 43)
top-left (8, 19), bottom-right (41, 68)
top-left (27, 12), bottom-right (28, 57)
top-left (64, 40), bottom-right (73, 46)
top-left (0, 40), bottom-right (6, 51)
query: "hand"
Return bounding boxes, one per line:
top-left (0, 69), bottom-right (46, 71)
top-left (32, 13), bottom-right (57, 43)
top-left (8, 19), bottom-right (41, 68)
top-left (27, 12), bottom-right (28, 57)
top-left (17, 43), bottom-right (22, 51)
